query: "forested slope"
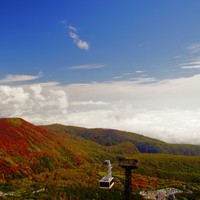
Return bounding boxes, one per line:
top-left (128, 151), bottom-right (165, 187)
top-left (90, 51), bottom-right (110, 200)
top-left (42, 124), bottom-right (200, 155)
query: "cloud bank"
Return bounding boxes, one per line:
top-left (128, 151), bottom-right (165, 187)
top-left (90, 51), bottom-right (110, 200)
top-left (0, 73), bottom-right (200, 145)
top-left (0, 83), bottom-right (68, 124)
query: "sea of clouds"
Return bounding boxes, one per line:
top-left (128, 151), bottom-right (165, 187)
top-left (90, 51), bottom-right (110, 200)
top-left (0, 74), bottom-right (200, 145)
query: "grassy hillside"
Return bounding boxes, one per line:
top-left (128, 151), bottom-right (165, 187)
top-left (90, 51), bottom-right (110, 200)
top-left (42, 124), bottom-right (200, 156)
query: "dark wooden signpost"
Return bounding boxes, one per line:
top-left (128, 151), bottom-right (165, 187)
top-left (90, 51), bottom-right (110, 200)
top-left (120, 158), bottom-right (138, 200)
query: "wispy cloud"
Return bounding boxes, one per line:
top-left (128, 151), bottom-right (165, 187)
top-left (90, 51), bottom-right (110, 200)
top-left (112, 70), bottom-right (145, 81)
top-left (68, 25), bottom-right (77, 32)
top-left (67, 64), bottom-right (105, 70)
top-left (180, 60), bottom-right (200, 69)
top-left (69, 32), bottom-right (79, 40)
top-left (135, 70), bottom-right (145, 73)
top-left (68, 24), bottom-right (89, 51)
top-left (60, 19), bottom-right (67, 24)
top-left (0, 73), bottom-right (42, 83)
top-left (113, 76), bottom-right (122, 80)
top-left (179, 42), bottom-right (200, 70)
top-left (174, 55), bottom-right (181, 59)
top-left (122, 73), bottom-right (132, 76)
top-left (75, 39), bottom-right (89, 50)
top-left (187, 42), bottom-right (200, 53)
top-left (128, 77), bottom-right (157, 84)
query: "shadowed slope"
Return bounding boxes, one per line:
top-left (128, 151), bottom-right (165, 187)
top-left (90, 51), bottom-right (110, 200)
top-left (42, 124), bottom-right (200, 155)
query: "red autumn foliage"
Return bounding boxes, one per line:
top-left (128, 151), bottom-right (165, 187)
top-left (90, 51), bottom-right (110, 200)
top-left (0, 118), bottom-right (82, 180)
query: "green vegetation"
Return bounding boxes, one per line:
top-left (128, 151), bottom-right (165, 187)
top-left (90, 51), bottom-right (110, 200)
top-left (42, 124), bottom-right (200, 155)
top-left (131, 154), bottom-right (200, 183)
top-left (7, 118), bottom-right (22, 126)
top-left (0, 118), bottom-right (199, 199)
top-left (4, 157), bottom-right (16, 166)
top-left (29, 140), bottom-right (42, 152)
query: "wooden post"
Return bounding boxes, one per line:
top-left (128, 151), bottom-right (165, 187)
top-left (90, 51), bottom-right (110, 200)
top-left (119, 158), bottom-right (138, 200)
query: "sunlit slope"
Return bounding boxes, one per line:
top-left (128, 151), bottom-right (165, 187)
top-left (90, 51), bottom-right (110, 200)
top-left (42, 124), bottom-right (200, 155)
top-left (0, 118), bottom-right (115, 180)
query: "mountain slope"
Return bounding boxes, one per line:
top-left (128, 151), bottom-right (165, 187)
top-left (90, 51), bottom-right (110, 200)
top-left (42, 124), bottom-right (200, 156)
top-left (0, 118), bottom-right (114, 180)
top-left (0, 118), bottom-right (200, 199)
top-left (106, 141), bottom-right (139, 154)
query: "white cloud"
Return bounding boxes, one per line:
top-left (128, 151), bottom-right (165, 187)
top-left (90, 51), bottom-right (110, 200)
top-left (135, 70), bottom-right (145, 73)
top-left (113, 76), bottom-right (122, 80)
top-left (180, 43), bottom-right (200, 70)
top-left (64, 107), bottom-right (200, 145)
top-left (0, 73), bottom-right (42, 83)
top-left (67, 64), bottom-right (105, 70)
top-left (181, 65), bottom-right (200, 69)
top-left (123, 73), bottom-right (132, 76)
top-left (76, 39), bottom-right (89, 50)
top-left (63, 74), bottom-right (200, 144)
top-left (69, 32), bottom-right (79, 40)
top-left (0, 82), bottom-right (68, 124)
top-left (64, 22), bottom-right (90, 50)
top-left (1, 73), bottom-right (200, 144)
top-left (180, 60), bottom-right (200, 69)
top-left (128, 77), bottom-right (157, 84)
top-left (68, 26), bottom-right (90, 50)
top-left (22, 73), bottom-right (200, 106)
top-left (113, 71), bottom-right (145, 81)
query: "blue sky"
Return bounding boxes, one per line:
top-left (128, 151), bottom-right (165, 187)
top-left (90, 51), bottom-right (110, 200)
top-left (1, 1), bottom-right (200, 144)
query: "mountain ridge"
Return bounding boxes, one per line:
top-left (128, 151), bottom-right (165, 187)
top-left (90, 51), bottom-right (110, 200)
top-left (41, 123), bottom-right (200, 156)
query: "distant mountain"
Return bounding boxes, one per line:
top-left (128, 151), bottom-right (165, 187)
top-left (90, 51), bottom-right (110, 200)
top-left (42, 124), bottom-right (200, 156)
